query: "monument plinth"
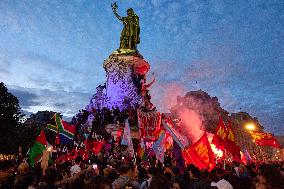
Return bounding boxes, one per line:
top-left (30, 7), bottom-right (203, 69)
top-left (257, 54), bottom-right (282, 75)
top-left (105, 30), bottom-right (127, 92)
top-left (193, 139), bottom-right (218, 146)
top-left (103, 52), bottom-right (150, 110)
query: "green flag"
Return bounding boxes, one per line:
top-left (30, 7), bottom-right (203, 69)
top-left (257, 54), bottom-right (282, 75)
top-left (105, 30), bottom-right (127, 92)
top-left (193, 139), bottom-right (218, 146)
top-left (29, 131), bottom-right (47, 166)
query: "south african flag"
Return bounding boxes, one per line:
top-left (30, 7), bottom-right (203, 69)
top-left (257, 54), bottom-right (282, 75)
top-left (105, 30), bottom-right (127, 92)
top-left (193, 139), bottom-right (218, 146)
top-left (47, 113), bottom-right (75, 144)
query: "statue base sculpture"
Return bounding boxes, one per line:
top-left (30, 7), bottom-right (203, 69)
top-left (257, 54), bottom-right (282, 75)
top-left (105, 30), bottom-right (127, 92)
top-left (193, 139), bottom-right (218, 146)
top-left (103, 51), bottom-right (150, 110)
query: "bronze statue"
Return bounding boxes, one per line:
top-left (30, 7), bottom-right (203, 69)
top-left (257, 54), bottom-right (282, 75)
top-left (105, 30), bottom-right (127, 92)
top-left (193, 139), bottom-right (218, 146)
top-left (111, 2), bottom-right (140, 51)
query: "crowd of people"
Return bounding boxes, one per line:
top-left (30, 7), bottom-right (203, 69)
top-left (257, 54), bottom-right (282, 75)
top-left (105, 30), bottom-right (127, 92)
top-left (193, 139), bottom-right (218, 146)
top-left (1, 144), bottom-right (284, 189)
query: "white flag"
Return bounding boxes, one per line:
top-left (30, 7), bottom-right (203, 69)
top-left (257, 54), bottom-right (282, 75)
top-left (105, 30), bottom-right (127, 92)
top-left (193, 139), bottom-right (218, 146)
top-left (121, 119), bottom-right (134, 156)
top-left (153, 131), bottom-right (165, 163)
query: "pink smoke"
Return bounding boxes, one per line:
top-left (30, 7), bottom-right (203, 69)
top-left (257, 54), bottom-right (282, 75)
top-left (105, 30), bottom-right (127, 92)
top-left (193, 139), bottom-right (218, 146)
top-left (150, 81), bottom-right (205, 142)
top-left (150, 82), bottom-right (185, 113)
top-left (176, 107), bottom-right (204, 142)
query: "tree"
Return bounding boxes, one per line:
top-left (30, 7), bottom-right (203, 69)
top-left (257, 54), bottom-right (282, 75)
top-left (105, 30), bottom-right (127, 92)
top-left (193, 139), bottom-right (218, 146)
top-left (0, 82), bottom-right (24, 154)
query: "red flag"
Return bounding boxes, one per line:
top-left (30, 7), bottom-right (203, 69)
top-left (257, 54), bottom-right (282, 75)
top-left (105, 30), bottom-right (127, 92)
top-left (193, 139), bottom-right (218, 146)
top-left (84, 139), bottom-right (104, 155)
top-left (182, 133), bottom-right (215, 170)
top-left (225, 121), bottom-right (241, 161)
top-left (84, 139), bottom-right (94, 151)
top-left (137, 110), bottom-right (161, 139)
top-left (56, 154), bottom-right (70, 163)
top-left (212, 116), bottom-right (228, 150)
top-left (93, 141), bottom-right (104, 155)
top-left (36, 131), bottom-right (47, 145)
top-left (249, 131), bottom-right (280, 148)
top-left (68, 149), bottom-right (76, 160)
top-left (257, 139), bottom-right (280, 148)
top-left (55, 132), bottom-right (60, 145)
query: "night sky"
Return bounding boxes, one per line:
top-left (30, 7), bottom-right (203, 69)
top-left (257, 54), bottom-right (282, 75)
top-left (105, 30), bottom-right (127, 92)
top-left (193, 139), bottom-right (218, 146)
top-left (0, 0), bottom-right (283, 135)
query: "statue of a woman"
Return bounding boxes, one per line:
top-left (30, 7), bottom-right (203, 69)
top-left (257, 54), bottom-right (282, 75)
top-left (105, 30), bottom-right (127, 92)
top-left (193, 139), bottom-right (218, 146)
top-left (111, 2), bottom-right (140, 50)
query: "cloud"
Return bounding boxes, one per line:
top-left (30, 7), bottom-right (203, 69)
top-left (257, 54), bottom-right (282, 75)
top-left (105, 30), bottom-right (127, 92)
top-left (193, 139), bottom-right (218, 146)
top-left (0, 49), bottom-right (106, 119)
top-left (9, 86), bottom-right (92, 118)
top-left (6, 53), bottom-right (77, 91)
top-left (0, 53), bottom-right (11, 80)
top-left (9, 88), bottom-right (40, 107)
top-left (0, 50), bottom-right (105, 93)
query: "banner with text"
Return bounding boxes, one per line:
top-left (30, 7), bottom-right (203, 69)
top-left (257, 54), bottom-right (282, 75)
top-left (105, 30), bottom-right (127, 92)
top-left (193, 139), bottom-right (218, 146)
top-left (138, 110), bottom-right (161, 139)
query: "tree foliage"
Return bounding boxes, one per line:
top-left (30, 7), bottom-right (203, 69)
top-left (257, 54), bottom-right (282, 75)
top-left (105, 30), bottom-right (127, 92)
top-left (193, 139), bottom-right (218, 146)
top-left (0, 82), bottom-right (24, 154)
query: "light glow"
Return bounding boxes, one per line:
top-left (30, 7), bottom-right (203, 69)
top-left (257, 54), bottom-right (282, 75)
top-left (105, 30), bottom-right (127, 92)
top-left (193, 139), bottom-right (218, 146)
top-left (245, 123), bottom-right (256, 131)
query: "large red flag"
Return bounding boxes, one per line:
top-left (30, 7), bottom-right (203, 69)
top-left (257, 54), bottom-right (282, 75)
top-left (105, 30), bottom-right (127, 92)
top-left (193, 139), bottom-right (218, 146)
top-left (182, 133), bottom-right (215, 170)
top-left (249, 131), bottom-right (280, 148)
top-left (212, 116), bottom-right (228, 150)
top-left (93, 141), bottom-right (104, 155)
top-left (84, 139), bottom-right (105, 155)
top-left (225, 121), bottom-right (241, 161)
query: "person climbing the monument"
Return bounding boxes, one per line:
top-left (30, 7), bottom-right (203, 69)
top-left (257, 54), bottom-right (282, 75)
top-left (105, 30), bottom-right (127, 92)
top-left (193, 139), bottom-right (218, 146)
top-left (141, 72), bottom-right (155, 98)
top-left (141, 72), bottom-right (156, 110)
top-left (111, 2), bottom-right (140, 50)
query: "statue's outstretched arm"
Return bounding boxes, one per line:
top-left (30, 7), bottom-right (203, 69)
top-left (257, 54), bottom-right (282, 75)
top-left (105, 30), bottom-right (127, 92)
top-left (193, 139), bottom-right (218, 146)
top-left (146, 73), bottom-right (156, 88)
top-left (113, 9), bottom-right (123, 21)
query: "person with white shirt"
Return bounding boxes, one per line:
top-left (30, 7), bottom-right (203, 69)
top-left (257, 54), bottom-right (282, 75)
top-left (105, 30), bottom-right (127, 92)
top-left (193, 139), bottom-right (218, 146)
top-left (70, 156), bottom-right (82, 176)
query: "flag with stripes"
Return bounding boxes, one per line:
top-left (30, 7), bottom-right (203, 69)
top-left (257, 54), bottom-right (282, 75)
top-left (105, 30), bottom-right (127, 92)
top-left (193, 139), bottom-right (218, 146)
top-left (47, 113), bottom-right (75, 144)
top-left (152, 131), bottom-right (165, 163)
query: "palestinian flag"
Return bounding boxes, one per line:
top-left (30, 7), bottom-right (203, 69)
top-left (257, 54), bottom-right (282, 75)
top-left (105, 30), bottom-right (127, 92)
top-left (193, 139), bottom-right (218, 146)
top-left (29, 131), bottom-right (47, 166)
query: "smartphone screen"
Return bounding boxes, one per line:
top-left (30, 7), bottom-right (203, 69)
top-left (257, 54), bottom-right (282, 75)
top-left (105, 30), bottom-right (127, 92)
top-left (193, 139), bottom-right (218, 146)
top-left (93, 164), bottom-right (98, 169)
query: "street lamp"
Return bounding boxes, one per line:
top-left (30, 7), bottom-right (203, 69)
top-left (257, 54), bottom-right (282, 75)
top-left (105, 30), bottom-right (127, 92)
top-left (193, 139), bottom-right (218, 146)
top-left (245, 122), bottom-right (256, 131)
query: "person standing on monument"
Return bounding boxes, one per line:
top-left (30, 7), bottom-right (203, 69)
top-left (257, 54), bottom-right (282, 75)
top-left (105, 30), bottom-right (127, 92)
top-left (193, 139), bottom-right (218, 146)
top-left (140, 73), bottom-right (156, 110)
top-left (111, 2), bottom-right (140, 50)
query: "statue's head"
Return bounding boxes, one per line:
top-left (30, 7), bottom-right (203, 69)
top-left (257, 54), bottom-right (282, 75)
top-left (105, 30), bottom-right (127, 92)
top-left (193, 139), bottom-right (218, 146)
top-left (127, 8), bottom-right (134, 16)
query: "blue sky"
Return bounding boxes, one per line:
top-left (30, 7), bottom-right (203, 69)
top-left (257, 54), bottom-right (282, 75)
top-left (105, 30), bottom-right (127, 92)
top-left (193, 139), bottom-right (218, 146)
top-left (0, 0), bottom-right (283, 135)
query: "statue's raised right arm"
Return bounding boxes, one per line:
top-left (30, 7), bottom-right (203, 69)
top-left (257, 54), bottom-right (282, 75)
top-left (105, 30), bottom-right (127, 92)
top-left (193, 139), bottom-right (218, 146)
top-left (111, 2), bottom-right (123, 21)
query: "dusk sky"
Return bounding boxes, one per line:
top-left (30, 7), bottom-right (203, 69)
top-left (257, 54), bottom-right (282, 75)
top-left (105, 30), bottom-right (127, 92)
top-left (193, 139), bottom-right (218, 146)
top-left (0, 0), bottom-right (283, 135)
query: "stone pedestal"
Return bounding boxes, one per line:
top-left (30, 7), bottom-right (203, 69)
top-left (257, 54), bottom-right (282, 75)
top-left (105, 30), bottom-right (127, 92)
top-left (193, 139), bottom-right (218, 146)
top-left (103, 52), bottom-right (150, 110)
